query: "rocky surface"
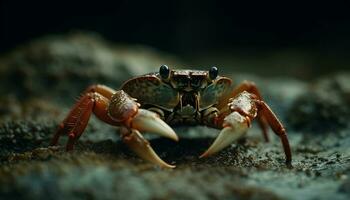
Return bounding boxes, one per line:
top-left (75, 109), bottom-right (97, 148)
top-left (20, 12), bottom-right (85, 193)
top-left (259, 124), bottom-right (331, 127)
top-left (0, 32), bottom-right (349, 200)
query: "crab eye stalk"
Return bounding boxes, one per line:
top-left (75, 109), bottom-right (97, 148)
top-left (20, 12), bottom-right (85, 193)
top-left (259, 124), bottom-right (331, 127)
top-left (159, 65), bottom-right (170, 79)
top-left (209, 66), bottom-right (218, 80)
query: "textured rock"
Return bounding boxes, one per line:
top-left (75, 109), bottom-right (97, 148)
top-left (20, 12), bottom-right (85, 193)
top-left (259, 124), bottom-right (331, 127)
top-left (287, 74), bottom-right (350, 133)
top-left (0, 32), bottom-right (184, 105)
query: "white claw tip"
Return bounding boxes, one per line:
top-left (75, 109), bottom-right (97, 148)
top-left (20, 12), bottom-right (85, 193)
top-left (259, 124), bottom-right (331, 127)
top-left (160, 163), bottom-right (176, 169)
top-left (199, 152), bottom-right (210, 159)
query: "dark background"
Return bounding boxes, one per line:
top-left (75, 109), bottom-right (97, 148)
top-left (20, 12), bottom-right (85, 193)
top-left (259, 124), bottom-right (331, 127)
top-left (1, 0), bottom-right (350, 77)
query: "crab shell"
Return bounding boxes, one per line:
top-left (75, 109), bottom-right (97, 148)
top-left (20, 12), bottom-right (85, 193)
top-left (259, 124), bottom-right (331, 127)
top-left (120, 69), bottom-right (232, 124)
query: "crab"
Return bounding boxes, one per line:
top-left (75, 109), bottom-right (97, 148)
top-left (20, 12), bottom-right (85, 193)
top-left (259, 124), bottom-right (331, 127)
top-left (51, 65), bottom-right (292, 168)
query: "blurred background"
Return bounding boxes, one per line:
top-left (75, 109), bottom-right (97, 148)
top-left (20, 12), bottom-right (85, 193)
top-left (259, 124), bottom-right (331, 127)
top-left (1, 0), bottom-right (350, 79)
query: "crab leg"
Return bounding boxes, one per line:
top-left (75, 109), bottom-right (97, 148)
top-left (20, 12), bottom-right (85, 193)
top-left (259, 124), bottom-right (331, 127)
top-left (254, 99), bottom-right (292, 166)
top-left (51, 91), bottom-right (117, 150)
top-left (51, 85), bottom-right (118, 148)
top-left (51, 85), bottom-right (119, 149)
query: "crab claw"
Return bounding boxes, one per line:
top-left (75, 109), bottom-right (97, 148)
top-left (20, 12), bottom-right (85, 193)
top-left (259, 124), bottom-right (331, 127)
top-left (131, 109), bottom-right (179, 142)
top-left (122, 128), bottom-right (175, 168)
top-left (200, 112), bottom-right (249, 158)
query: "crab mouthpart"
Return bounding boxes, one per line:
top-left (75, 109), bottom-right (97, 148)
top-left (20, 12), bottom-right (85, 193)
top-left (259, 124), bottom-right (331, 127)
top-left (131, 109), bottom-right (179, 141)
top-left (179, 92), bottom-right (199, 111)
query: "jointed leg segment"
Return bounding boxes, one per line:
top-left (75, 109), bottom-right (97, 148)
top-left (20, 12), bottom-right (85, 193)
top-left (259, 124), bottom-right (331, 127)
top-left (51, 85), bottom-right (118, 150)
top-left (254, 99), bottom-right (292, 165)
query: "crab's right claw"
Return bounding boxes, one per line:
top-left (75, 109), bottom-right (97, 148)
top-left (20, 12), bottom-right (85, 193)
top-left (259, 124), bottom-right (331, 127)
top-left (122, 128), bottom-right (175, 168)
top-left (131, 109), bottom-right (179, 142)
top-left (122, 109), bottom-right (178, 168)
top-left (200, 112), bottom-right (249, 158)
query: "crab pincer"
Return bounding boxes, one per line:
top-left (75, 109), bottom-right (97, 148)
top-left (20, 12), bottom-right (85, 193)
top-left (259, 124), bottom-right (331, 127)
top-left (200, 112), bottom-right (250, 158)
top-left (51, 88), bottom-right (178, 168)
top-left (200, 91), bottom-right (292, 166)
top-left (200, 92), bottom-right (256, 158)
top-left (103, 90), bottom-right (179, 168)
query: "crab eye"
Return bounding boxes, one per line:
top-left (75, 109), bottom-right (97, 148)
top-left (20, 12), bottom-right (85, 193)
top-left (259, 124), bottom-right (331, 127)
top-left (209, 66), bottom-right (218, 80)
top-left (159, 65), bottom-right (170, 79)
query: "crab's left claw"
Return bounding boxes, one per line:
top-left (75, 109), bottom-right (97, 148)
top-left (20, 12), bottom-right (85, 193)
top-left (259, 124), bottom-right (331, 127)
top-left (200, 112), bottom-right (249, 158)
top-left (121, 128), bottom-right (175, 168)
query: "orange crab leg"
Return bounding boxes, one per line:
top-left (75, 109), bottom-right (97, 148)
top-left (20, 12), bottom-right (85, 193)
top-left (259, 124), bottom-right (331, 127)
top-left (83, 84), bottom-right (116, 99)
top-left (51, 85), bottom-right (118, 150)
top-left (254, 99), bottom-right (292, 166)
